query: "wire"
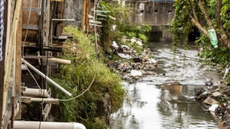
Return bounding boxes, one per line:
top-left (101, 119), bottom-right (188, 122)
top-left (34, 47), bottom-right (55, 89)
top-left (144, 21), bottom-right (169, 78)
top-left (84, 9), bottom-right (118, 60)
top-left (27, 68), bottom-right (41, 89)
top-left (59, 70), bottom-right (97, 102)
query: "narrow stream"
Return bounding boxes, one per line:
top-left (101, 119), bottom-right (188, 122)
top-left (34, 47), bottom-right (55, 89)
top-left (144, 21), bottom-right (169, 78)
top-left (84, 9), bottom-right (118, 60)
top-left (110, 41), bottom-right (223, 129)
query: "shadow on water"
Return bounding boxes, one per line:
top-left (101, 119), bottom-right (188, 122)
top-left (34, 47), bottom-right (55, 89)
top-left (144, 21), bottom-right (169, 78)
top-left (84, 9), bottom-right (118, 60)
top-left (110, 40), bottom-right (225, 129)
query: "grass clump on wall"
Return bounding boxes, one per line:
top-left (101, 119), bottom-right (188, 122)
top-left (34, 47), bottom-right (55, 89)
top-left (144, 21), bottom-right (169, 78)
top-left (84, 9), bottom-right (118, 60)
top-left (51, 26), bottom-right (124, 129)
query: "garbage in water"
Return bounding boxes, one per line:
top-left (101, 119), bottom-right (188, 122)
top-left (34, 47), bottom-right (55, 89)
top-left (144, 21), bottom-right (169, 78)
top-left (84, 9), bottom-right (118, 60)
top-left (110, 41), bottom-right (225, 129)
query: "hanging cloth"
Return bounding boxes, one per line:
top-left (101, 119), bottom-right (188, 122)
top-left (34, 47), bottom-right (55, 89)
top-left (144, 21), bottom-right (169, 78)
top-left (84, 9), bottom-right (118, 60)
top-left (0, 0), bottom-right (5, 61)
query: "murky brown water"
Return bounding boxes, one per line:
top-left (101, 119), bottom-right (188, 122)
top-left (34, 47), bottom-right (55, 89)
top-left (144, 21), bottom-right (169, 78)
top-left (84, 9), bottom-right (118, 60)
top-left (110, 41), bottom-right (224, 129)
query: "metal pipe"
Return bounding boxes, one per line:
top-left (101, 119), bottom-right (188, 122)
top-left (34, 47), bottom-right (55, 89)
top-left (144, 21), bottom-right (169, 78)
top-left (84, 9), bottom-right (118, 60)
top-left (21, 58), bottom-right (72, 96)
top-left (13, 121), bottom-right (86, 129)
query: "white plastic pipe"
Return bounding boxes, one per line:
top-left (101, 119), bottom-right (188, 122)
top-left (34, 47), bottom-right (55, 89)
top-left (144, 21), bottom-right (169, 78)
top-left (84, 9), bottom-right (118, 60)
top-left (21, 96), bottom-right (59, 104)
top-left (22, 88), bottom-right (49, 97)
top-left (21, 58), bottom-right (72, 96)
top-left (13, 121), bottom-right (86, 129)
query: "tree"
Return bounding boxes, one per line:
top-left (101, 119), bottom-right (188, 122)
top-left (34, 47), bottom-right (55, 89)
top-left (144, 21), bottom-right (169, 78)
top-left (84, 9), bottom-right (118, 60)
top-left (171, 0), bottom-right (230, 66)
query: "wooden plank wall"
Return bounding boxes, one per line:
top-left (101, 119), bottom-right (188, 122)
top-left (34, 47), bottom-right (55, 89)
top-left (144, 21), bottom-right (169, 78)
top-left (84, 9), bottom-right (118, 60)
top-left (1, 0), bottom-right (22, 128)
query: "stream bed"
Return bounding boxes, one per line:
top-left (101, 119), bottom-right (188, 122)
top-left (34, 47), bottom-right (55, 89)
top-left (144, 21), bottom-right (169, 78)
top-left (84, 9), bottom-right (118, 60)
top-left (109, 41), bottom-right (224, 129)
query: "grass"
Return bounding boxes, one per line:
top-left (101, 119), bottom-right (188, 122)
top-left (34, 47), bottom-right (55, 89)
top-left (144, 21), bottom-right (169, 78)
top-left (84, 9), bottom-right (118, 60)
top-left (50, 26), bottom-right (124, 128)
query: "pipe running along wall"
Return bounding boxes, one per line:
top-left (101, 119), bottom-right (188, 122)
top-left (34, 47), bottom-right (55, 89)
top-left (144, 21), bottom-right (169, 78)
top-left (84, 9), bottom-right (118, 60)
top-left (21, 58), bottom-right (72, 96)
top-left (13, 121), bottom-right (86, 129)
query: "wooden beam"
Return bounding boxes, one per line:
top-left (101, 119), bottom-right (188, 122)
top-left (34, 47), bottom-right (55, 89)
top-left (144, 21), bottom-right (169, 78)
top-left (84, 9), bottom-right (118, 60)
top-left (82, 0), bottom-right (87, 31)
top-left (3, 0), bottom-right (22, 123)
top-left (4, 0), bottom-right (12, 63)
top-left (14, 1), bottom-right (22, 119)
top-left (44, 0), bottom-right (50, 46)
top-left (85, 0), bottom-right (90, 31)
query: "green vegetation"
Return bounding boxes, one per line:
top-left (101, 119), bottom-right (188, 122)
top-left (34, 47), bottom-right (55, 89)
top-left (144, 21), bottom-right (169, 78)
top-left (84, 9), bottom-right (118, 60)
top-left (171, 0), bottom-right (230, 83)
top-left (49, 2), bottom-right (151, 128)
top-left (51, 26), bottom-right (124, 129)
top-left (98, 1), bottom-right (151, 55)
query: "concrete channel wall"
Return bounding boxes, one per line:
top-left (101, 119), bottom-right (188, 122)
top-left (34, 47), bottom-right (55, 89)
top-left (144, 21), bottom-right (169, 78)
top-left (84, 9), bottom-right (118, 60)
top-left (127, 1), bottom-right (175, 26)
top-left (64, 0), bottom-right (84, 27)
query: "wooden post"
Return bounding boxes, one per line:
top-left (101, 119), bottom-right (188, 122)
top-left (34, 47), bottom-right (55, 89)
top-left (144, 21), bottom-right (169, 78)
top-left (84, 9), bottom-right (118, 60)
top-left (15, 1), bottom-right (22, 119)
top-left (2, 0), bottom-right (22, 127)
top-left (82, 0), bottom-right (87, 31)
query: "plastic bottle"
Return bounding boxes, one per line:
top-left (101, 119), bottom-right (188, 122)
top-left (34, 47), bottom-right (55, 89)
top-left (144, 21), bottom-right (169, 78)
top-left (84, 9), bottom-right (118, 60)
top-left (208, 29), bottom-right (218, 48)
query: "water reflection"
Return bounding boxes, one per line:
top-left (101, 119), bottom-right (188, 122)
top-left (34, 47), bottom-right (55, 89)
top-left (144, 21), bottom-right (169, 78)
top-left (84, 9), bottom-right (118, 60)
top-left (158, 84), bottom-right (218, 129)
top-left (110, 41), bottom-right (222, 129)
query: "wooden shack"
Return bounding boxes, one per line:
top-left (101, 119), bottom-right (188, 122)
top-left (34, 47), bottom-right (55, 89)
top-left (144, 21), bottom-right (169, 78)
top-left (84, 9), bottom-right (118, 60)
top-left (0, 0), bottom-right (88, 128)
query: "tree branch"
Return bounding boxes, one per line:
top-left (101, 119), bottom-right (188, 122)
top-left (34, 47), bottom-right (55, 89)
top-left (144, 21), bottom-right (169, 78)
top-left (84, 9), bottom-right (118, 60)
top-left (185, 3), bottom-right (209, 37)
top-left (188, 0), bottom-right (198, 22)
top-left (197, 0), bottom-right (215, 29)
top-left (190, 16), bottom-right (209, 37)
top-left (216, 0), bottom-right (230, 49)
top-left (216, 0), bottom-right (222, 27)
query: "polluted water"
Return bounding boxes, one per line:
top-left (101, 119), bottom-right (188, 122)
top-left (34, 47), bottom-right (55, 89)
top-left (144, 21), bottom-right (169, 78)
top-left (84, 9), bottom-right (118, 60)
top-left (109, 41), bottom-right (225, 129)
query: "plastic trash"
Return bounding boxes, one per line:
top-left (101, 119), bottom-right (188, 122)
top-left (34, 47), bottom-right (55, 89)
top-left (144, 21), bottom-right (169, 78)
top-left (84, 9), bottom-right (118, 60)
top-left (136, 40), bottom-right (143, 46)
top-left (147, 58), bottom-right (158, 64)
top-left (209, 104), bottom-right (218, 115)
top-left (130, 70), bottom-right (142, 77)
top-left (112, 41), bottom-right (119, 50)
top-left (117, 53), bottom-right (132, 59)
top-left (208, 29), bottom-right (218, 48)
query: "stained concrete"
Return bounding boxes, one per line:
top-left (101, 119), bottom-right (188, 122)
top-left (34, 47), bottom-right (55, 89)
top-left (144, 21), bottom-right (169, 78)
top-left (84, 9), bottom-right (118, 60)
top-left (64, 0), bottom-right (83, 27)
top-left (127, 1), bottom-right (175, 26)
